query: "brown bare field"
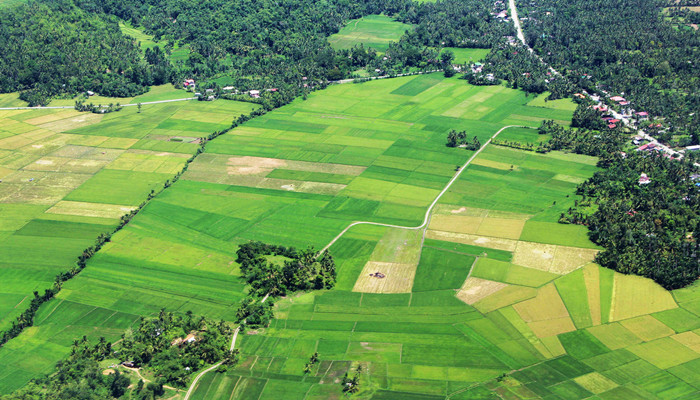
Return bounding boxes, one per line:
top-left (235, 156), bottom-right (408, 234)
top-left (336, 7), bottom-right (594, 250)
top-left (353, 261), bottom-right (416, 293)
top-left (425, 230), bottom-right (518, 252)
top-left (456, 277), bottom-right (508, 305)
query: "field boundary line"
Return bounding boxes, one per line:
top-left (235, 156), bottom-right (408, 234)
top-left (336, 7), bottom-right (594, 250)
top-left (318, 125), bottom-right (526, 254)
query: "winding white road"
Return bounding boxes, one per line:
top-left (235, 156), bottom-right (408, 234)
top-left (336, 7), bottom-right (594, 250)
top-left (318, 125), bottom-right (526, 254)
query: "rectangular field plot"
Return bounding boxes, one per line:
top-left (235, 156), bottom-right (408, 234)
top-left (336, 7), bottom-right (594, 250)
top-left (411, 247), bottom-right (475, 292)
top-left (328, 15), bottom-right (412, 53)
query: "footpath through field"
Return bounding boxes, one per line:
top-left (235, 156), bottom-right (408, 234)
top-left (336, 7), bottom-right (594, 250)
top-left (318, 124), bottom-right (526, 254)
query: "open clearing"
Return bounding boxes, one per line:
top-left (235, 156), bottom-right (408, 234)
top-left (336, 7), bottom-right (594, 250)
top-left (328, 14), bottom-right (411, 53)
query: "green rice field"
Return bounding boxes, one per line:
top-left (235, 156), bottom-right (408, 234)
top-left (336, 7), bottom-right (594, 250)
top-left (4, 75), bottom-right (700, 400)
top-left (328, 15), bottom-right (412, 53)
top-left (0, 90), bottom-right (257, 393)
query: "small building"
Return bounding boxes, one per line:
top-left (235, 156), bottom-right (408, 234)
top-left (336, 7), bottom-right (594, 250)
top-left (610, 96), bottom-right (625, 102)
top-left (205, 88), bottom-right (214, 93)
top-left (608, 123), bottom-right (616, 129)
top-left (636, 112), bottom-right (649, 120)
top-left (222, 86), bottom-right (235, 91)
top-left (686, 145), bottom-right (700, 152)
top-left (207, 95), bottom-right (216, 101)
top-left (121, 361), bottom-right (137, 368)
top-left (249, 90), bottom-right (260, 98)
top-left (86, 91), bottom-right (95, 96)
top-left (639, 173), bottom-right (651, 185)
top-left (184, 333), bottom-right (197, 344)
top-left (183, 79), bottom-right (195, 88)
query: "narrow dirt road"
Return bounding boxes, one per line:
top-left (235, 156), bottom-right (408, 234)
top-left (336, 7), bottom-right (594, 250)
top-left (318, 125), bottom-right (526, 254)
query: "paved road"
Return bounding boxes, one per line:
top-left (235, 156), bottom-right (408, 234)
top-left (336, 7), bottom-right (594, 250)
top-left (0, 97), bottom-right (197, 111)
top-left (330, 70), bottom-right (441, 85)
top-left (508, 0), bottom-right (560, 77)
top-left (318, 125), bottom-right (526, 254)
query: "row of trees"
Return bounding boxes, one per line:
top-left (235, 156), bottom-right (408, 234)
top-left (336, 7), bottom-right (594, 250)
top-left (446, 129), bottom-right (480, 150)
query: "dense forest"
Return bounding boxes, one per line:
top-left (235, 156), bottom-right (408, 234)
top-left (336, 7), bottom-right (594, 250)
top-left (518, 0), bottom-right (700, 144)
top-left (0, 1), bottom-right (172, 105)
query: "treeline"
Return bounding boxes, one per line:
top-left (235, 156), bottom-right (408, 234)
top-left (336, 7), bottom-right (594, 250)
top-left (526, 116), bottom-right (699, 290)
top-left (519, 0), bottom-right (700, 143)
top-left (235, 241), bottom-right (336, 329)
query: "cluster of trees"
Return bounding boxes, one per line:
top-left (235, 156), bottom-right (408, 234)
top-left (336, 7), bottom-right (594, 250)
top-left (304, 352), bottom-right (320, 374)
top-left (565, 152), bottom-right (699, 290)
top-left (341, 364), bottom-right (363, 394)
top-left (446, 129), bottom-right (480, 150)
top-left (235, 241), bottom-right (337, 329)
top-left (74, 100), bottom-right (124, 114)
top-left (118, 311), bottom-right (237, 387)
top-left (538, 118), bottom-right (627, 163)
top-left (519, 0), bottom-right (700, 143)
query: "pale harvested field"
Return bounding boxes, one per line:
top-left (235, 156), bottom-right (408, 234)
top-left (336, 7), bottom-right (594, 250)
top-left (46, 200), bottom-right (135, 219)
top-left (540, 336), bottom-right (566, 358)
top-left (473, 285), bottom-right (537, 314)
top-left (550, 246), bottom-right (599, 274)
top-left (620, 315), bottom-right (674, 342)
top-left (39, 113), bottom-right (103, 132)
top-left (353, 261), bottom-right (416, 293)
top-left (428, 214), bottom-right (482, 235)
top-left (583, 264), bottom-right (602, 326)
top-left (512, 241), bottom-right (556, 271)
top-left (672, 332), bottom-right (700, 353)
top-left (426, 230), bottom-right (518, 252)
top-left (609, 273), bottom-right (677, 322)
top-left (513, 283), bottom-right (576, 338)
top-left (476, 217), bottom-right (525, 240)
top-left (371, 228), bottom-right (423, 265)
top-left (257, 178), bottom-right (346, 195)
top-left (456, 277), bottom-right (508, 305)
top-left (513, 242), bottom-right (597, 274)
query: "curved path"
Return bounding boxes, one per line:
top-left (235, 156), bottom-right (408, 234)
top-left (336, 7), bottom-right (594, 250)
top-left (318, 125), bottom-right (525, 254)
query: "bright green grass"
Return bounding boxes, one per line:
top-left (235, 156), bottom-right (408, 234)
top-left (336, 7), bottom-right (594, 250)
top-left (471, 258), bottom-right (558, 287)
top-left (496, 126), bottom-right (548, 145)
top-left (412, 247), bottom-right (475, 291)
top-left (328, 15), bottom-right (411, 53)
top-left (441, 47), bottom-right (490, 64)
top-left (527, 92), bottom-right (578, 112)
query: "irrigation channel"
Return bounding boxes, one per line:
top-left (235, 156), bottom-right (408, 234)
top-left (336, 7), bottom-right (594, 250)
top-left (182, 125), bottom-right (526, 398)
